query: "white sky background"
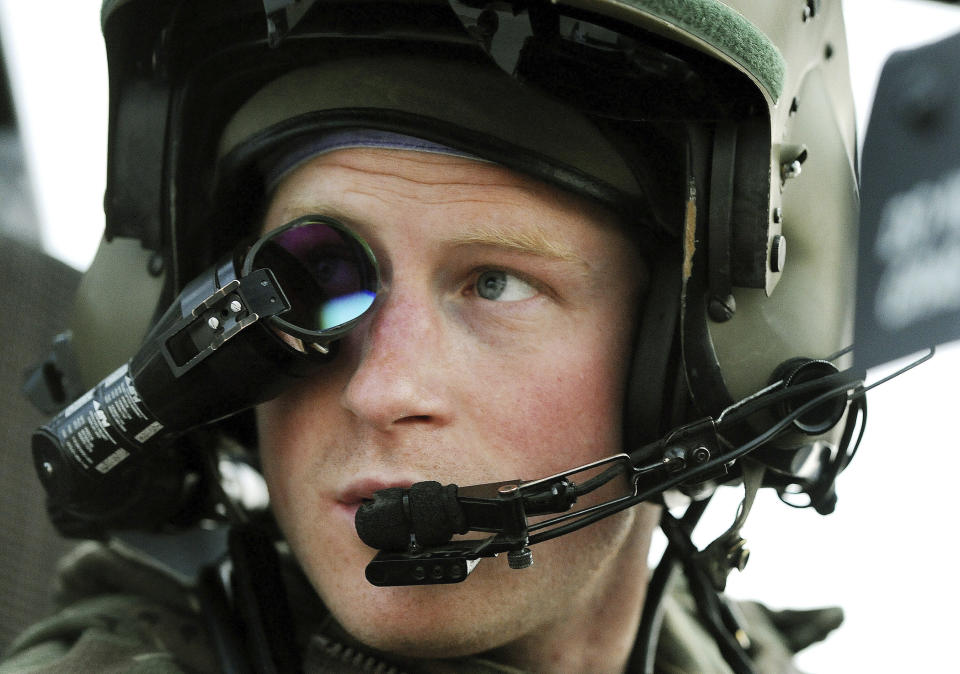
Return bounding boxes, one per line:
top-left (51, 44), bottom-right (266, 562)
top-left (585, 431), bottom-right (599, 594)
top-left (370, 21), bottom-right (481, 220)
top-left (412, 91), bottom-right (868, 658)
top-left (2, 0), bottom-right (960, 671)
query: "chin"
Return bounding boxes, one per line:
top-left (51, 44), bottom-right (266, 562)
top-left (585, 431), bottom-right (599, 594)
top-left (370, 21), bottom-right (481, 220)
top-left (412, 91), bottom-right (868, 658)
top-left (334, 587), bottom-right (518, 660)
top-left (346, 614), bottom-right (494, 660)
top-left (306, 544), bottom-right (532, 659)
top-left (286, 496), bottom-right (645, 662)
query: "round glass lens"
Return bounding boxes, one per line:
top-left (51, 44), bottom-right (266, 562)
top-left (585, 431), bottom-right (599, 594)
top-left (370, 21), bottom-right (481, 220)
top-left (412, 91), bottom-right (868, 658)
top-left (250, 218), bottom-right (378, 334)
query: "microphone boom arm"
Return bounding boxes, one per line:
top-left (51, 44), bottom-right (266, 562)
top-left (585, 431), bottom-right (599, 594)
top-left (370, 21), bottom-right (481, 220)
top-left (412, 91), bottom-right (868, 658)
top-left (358, 370), bottom-right (885, 586)
top-left (360, 430), bottom-right (717, 586)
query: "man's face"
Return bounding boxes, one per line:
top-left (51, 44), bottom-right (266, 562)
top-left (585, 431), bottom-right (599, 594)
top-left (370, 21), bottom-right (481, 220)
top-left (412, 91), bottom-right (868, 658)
top-left (257, 147), bottom-right (654, 659)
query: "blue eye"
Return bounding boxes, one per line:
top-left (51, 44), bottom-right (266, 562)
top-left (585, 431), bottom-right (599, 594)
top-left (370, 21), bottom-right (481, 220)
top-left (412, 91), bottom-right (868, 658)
top-left (476, 270), bottom-right (537, 301)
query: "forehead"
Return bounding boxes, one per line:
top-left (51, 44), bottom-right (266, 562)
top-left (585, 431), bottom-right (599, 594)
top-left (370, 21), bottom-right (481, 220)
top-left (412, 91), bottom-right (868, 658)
top-left (263, 148), bottom-right (628, 250)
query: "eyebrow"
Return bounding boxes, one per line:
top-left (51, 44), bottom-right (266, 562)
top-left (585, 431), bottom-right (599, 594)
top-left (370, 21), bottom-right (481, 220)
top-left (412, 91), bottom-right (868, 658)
top-left (270, 203), bottom-right (591, 269)
top-left (448, 226), bottom-right (589, 267)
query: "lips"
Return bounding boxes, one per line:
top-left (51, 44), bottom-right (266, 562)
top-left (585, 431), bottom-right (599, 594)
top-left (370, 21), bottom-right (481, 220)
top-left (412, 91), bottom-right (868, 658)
top-left (337, 477), bottom-right (418, 507)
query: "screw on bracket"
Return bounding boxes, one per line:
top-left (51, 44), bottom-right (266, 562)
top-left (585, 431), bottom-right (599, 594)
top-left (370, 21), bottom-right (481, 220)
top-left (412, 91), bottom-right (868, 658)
top-left (708, 295), bottom-right (737, 323)
top-left (508, 547), bottom-right (533, 569)
top-left (802, 0), bottom-right (820, 21)
top-left (726, 538), bottom-right (750, 572)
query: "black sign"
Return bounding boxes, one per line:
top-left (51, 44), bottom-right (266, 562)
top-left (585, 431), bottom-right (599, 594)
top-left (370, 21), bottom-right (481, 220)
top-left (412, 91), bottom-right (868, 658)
top-left (855, 30), bottom-right (960, 371)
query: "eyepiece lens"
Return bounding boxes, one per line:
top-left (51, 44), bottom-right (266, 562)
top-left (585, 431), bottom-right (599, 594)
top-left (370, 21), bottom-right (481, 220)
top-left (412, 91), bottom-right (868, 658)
top-left (251, 218), bottom-right (377, 335)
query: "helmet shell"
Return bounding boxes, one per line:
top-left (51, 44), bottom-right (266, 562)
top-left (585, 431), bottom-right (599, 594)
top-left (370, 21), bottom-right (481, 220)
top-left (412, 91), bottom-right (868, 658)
top-left (89, 0), bottom-right (858, 442)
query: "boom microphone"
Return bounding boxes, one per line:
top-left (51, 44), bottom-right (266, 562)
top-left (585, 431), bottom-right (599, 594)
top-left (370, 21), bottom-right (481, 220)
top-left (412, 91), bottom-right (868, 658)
top-left (354, 358), bottom-right (892, 586)
top-left (356, 482), bottom-right (468, 550)
top-left (356, 475), bottom-right (583, 553)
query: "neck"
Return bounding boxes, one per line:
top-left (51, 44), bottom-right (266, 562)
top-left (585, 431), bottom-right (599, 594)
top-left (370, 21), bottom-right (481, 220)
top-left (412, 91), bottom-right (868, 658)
top-left (490, 503), bottom-right (661, 673)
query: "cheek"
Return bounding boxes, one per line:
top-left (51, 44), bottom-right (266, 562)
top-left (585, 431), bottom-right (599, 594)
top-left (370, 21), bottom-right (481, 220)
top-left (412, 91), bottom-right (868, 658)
top-left (470, 323), bottom-right (632, 472)
top-left (255, 403), bottom-right (297, 518)
top-left (256, 362), bottom-right (347, 455)
top-left (255, 386), bottom-right (333, 517)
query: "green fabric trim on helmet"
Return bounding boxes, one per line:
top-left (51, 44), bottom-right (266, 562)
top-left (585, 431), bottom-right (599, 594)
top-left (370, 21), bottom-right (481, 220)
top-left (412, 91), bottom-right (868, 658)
top-left (609, 0), bottom-right (785, 101)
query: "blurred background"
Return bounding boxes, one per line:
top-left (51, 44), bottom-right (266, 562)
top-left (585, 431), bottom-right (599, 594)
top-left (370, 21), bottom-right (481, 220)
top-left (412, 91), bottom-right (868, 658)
top-left (1, 0), bottom-right (959, 671)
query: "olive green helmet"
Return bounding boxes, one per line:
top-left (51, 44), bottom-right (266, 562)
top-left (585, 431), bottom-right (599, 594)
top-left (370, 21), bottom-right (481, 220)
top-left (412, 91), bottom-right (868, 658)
top-left (68, 0), bottom-right (857, 510)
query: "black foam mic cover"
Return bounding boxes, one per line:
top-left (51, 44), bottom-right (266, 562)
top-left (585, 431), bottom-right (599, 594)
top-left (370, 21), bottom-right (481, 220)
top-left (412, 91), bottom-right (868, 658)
top-left (409, 481), bottom-right (469, 547)
top-left (355, 487), bottom-right (409, 550)
top-left (355, 481), bottom-right (468, 551)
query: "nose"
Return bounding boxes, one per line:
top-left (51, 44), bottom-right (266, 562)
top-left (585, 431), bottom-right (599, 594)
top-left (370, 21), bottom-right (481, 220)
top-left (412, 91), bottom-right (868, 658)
top-left (340, 288), bottom-right (452, 431)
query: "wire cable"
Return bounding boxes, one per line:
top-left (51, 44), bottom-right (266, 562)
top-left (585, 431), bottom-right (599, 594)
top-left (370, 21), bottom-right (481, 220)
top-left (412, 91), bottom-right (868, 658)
top-left (530, 380), bottom-right (860, 545)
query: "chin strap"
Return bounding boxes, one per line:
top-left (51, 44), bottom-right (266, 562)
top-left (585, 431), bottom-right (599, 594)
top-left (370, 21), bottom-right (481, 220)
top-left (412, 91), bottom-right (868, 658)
top-left (638, 462), bottom-right (765, 674)
top-left (694, 460), bottom-right (764, 593)
top-left (661, 514), bottom-right (758, 674)
top-left (633, 497), bottom-right (710, 674)
top-left (198, 526), bottom-right (301, 674)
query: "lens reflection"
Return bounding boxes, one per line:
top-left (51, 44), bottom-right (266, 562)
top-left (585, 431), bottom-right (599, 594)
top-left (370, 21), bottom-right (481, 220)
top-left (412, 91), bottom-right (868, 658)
top-left (251, 219), bottom-right (377, 334)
